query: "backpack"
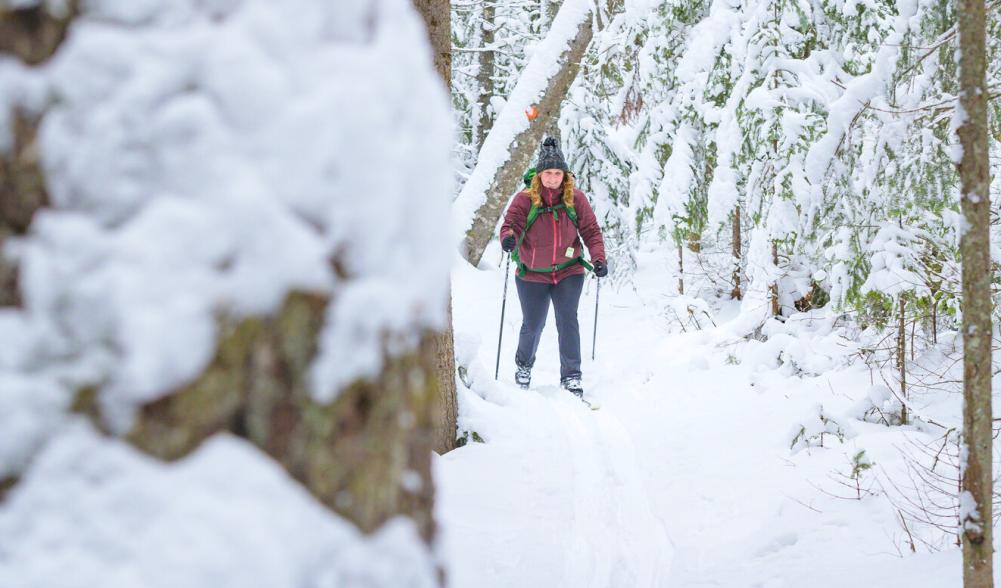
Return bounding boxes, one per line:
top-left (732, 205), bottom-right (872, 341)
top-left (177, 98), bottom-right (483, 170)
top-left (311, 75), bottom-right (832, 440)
top-left (511, 195), bottom-right (594, 278)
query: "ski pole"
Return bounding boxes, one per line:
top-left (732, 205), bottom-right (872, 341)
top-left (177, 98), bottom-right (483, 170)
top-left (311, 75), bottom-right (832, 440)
top-left (592, 276), bottom-right (600, 361)
top-left (495, 255), bottom-right (512, 380)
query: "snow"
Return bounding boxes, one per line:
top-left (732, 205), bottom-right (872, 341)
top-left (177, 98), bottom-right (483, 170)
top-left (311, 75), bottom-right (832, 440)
top-left (652, 123), bottom-right (695, 231)
top-left (438, 244), bottom-right (1001, 586)
top-left (859, 224), bottom-right (929, 297)
top-left (958, 490), bottom-right (982, 533)
top-left (803, 0), bottom-right (919, 185)
top-left (0, 423), bottom-right (438, 588)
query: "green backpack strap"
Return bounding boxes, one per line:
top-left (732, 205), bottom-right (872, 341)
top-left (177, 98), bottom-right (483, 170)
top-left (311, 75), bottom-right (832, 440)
top-left (565, 204), bottom-right (577, 226)
top-left (511, 203), bottom-right (540, 277)
top-left (523, 167), bottom-right (537, 188)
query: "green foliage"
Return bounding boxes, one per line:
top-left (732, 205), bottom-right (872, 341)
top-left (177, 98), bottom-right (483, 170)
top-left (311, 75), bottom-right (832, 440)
top-left (850, 450), bottom-right (874, 482)
top-left (456, 430), bottom-right (485, 447)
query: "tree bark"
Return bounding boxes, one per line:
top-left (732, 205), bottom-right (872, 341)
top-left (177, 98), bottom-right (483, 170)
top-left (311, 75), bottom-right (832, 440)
top-left (115, 292), bottom-right (439, 543)
top-left (686, 230), bottom-right (701, 253)
top-left (476, 2), bottom-right (496, 151)
top-left (897, 295), bottom-right (907, 425)
top-left (957, 0), bottom-right (994, 583)
top-left (412, 0), bottom-right (451, 88)
top-left (414, 0), bottom-right (458, 454)
top-left (542, 1), bottom-right (564, 144)
top-left (0, 2), bottom-right (78, 65)
top-left (0, 110), bottom-right (47, 308)
top-left (731, 205), bottom-right (742, 300)
top-left (463, 7), bottom-right (595, 266)
top-left (0, 5), bottom-right (77, 308)
top-left (678, 245), bottom-right (685, 295)
top-left (770, 241), bottom-right (780, 316)
top-left (536, 1), bottom-right (563, 144)
top-left (431, 299), bottom-right (459, 454)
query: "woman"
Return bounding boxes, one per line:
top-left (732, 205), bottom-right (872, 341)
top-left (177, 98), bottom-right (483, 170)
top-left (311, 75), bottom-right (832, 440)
top-left (499, 137), bottom-right (607, 398)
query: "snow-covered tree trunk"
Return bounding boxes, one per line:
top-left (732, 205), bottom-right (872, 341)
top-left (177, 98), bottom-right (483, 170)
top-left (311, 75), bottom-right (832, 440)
top-left (770, 241), bottom-right (780, 316)
top-left (956, 0), bottom-right (994, 582)
top-left (897, 295), bottom-right (908, 425)
top-left (731, 206), bottom-right (742, 300)
top-left (678, 246), bottom-right (685, 295)
top-left (0, 111), bottom-right (41, 308)
top-left (0, 4), bottom-right (76, 307)
top-left (457, 0), bottom-right (595, 266)
top-left (117, 292), bottom-right (440, 541)
top-left (541, 0), bottom-right (563, 143)
top-left (0, 1), bottom-right (452, 583)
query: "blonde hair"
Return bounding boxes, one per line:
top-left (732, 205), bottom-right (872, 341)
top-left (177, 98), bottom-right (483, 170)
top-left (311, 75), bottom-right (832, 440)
top-left (527, 172), bottom-right (575, 210)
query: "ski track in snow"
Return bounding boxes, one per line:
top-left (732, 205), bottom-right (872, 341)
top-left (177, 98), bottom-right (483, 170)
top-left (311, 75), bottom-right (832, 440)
top-left (442, 254), bottom-right (676, 587)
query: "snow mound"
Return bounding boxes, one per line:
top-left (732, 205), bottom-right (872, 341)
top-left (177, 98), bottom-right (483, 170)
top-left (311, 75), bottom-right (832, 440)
top-left (0, 423), bottom-right (437, 588)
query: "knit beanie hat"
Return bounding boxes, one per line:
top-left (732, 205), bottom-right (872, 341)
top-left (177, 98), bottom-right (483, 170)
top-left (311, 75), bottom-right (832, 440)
top-left (535, 137), bottom-right (569, 172)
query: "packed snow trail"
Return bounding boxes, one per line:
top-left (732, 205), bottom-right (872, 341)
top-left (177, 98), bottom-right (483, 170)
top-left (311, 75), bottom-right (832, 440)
top-left (439, 248), bottom-right (679, 586)
top-left (439, 246), bottom-right (968, 587)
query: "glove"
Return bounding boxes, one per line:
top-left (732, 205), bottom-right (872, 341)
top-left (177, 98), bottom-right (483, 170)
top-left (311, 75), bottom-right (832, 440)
top-left (594, 260), bottom-right (608, 277)
top-left (502, 235), bottom-right (517, 252)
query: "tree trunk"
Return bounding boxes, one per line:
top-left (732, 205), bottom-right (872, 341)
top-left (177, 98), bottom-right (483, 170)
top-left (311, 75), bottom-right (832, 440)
top-left (957, 0), bottom-right (994, 582)
top-left (541, 0), bottom-right (564, 143)
top-left (0, 4), bottom-right (77, 307)
top-left (113, 292), bottom-right (440, 542)
top-left (686, 230), bottom-right (701, 253)
top-left (932, 292), bottom-right (938, 344)
top-left (5, 0), bottom-right (447, 563)
top-left (678, 245), bottom-right (685, 295)
top-left (476, 2), bottom-right (496, 151)
top-left (463, 6), bottom-right (595, 266)
top-left (731, 205), bottom-right (742, 300)
top-left (0, 111), bottom-right (47, 308)
top-left (431, 300), bottom-right (459, 454)
top-left (770, 241), bottom-right (780, 316)
top-left (897, 295), bottom-right (907, 425)
top-left (414, 0), bottom-right (459, 455)
top-left (412, 0), bottom-right (451, 88)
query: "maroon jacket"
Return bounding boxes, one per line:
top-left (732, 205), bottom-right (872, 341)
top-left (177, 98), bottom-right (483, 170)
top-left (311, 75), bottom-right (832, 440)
top-left (500, 186), bottom-right (606, 284)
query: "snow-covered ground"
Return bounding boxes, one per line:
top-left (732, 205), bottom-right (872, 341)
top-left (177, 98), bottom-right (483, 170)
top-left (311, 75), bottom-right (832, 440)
top-left (438, 242), bottom-right (983, 587)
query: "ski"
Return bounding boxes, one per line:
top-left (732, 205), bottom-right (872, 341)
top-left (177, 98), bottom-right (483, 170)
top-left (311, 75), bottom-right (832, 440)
top-left (570, 390), bottom-right (600, 410)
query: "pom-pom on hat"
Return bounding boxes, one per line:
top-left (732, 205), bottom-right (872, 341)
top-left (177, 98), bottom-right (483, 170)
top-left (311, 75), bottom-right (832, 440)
top-left (535, 136), bottom-right (569, 172)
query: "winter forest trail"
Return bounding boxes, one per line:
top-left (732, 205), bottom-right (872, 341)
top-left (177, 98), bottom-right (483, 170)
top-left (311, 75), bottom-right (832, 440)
top-left (438, 246), bottom-right (963, 587)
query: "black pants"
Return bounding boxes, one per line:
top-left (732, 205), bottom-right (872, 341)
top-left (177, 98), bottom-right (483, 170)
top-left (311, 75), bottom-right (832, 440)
top-left (514, 273), bottom-right (585, 380)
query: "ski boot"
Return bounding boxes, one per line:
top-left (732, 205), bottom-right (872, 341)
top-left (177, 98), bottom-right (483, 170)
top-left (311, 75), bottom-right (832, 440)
top-left (560, 376), bottom-right (584, 399)
top-left (515, 364), bottom-right (532, 390)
